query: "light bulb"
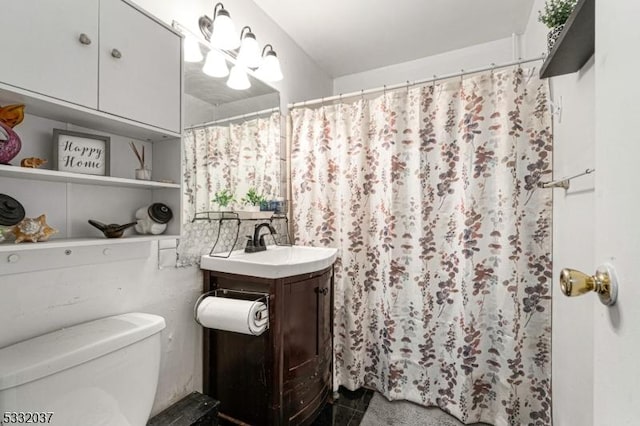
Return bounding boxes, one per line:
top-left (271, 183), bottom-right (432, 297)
top-left (184, 34), bottom-right (203, 62)
top-left (226, 65), bottom-right (250, 90)
top-left (237, 31), bottom-right (261, 68)
top-left (211, 9), bottom-right (239, 50)
top-left (202, 49), bottom-right (229, 77)
top-left (256, 50), bottom-right (283, 82)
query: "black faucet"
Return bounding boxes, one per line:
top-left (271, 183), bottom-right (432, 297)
top-left (245, 223), bottom-right (277, 253)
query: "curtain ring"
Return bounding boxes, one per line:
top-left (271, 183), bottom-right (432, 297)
top-left (361, 89), bottom-right (364, 100)
top-left (490, 62), bottom-right (496, 79)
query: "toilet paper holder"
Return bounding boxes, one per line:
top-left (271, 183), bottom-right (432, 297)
top-left (194, 288), bottom-right (270, 329)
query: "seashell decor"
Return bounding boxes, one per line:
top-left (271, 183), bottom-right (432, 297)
top-left (20, 157), bottom-right (47, 168)
top-left (9, 214), bottom-right (57, 243)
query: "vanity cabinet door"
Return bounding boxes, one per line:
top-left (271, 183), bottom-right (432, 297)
top-left (284, 275), bottom-right (322, 381)
top-left (98, 0), bottom-right (181, 133)
top-left (0, 0), bottom-right (99, 108)
top-left (282, 269), bottom-right (332, 424)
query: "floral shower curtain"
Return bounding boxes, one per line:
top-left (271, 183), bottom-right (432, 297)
top-left (290, 68), bottom-right (552, 426)
top-left (183, 112), bottom-right (281, 222)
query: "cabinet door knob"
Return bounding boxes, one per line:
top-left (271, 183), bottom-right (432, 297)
top-left (111, 48), bottom-right (122, 59)
top-left (315, 287), bottom-right (328, 296)
top-left (78, 33), bottom-right (92, 45)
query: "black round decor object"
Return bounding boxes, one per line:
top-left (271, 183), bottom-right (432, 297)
top-left (147, 203), bottom-right (173, 224)
top-left (0, 194), bottom-right (25, 226)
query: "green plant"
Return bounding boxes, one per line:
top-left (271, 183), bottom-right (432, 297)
top-left (241, 188), bottom-right (266, 206)
top-left (538, 0), bottom-right (578, 28)
top-left (212, 189), bottom-right (235, 207)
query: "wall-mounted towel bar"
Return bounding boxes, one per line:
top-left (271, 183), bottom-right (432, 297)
top-left (539, 168), bottom-right (595, 189)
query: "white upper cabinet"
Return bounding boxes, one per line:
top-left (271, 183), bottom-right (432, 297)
top-left (0, 0), bottom-right (99, 109)
top-left (0, 0), bottom-right (181, 135)
top-left (99, 0), bottom-right (181, 133)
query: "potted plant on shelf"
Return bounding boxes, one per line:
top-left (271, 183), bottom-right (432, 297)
top-left (241, 188), bottom-right (266, 212)
top-left (539, 0), bottom-right (578, 52)
top-left (212, 189), bottom-right (235, 212)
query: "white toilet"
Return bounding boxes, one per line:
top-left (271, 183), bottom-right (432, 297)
top-left (0, 313), bottom-right (166, 426)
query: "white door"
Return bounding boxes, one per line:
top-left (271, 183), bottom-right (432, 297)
top-left (98, 0), bottom-right (181, 133)
top-left (593, 1), bottom-right (640, 424)
top-left (0, 0), bottom-right (99, 108)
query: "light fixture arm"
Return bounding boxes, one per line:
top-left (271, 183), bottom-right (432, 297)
top-left (240, 26), bottom-right (252, 40)
top-left (212, 2), bottom-right (224, 23)
top-left (199, 2), bottom-right (227, 42)
top-left (262, 44), bottom-right (274, 56)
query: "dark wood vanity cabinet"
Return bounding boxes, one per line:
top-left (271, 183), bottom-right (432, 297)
top-left (202, 266), bottom-right (334, 425)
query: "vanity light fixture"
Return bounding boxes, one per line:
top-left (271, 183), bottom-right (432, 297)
top-left (199, 3), bottom-right (240, 51)
top-left (184, 33), bottom-right (203, 62)
top-left (202, 48), bottom-right (229, 78)
top-left (255, 44), bottom-right (283, 82)
top-left (237, 26), bottom-right (262, 69)
top-left (227, 64), bottom-right (251, 90)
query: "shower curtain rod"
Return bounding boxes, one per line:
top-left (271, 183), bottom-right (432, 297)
top-left (184, 107), bottom-right (280, 131)
top-left (288, 55), bottom-right (545, 109)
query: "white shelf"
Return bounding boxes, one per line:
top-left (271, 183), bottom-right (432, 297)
top-left (0, 234), bottom-right (179, 253)
top-left (0, 82), bottom-right (181, 142)
top-left (0, 164), bottom-right (180, 189)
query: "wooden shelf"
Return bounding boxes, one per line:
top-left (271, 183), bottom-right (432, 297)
top-left (540, 0), bottom-right (595, 79)
top-left (0, 82), bottom-right (181, 142)
top-left (0, 164), bottom-right (180, 189)
top-left (0, 234), bottom-right (179, 253)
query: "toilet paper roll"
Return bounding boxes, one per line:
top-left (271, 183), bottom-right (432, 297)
top-left (196, 296), bottom-right (268, 335)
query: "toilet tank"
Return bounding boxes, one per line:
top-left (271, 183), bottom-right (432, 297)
top-left (0, 313), bottom-right (166, 426)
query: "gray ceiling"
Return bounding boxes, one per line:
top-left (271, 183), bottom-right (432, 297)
top-left (252, 0), bottom-right (536, 77)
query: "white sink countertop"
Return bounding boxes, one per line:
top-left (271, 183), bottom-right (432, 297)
top-left (200, 245), bottom-right (338, 279)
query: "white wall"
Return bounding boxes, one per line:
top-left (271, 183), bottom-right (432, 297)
top-left (333, 37), bottom-right (515, 95)
top-left (523, 2), bottom-right (595, 425)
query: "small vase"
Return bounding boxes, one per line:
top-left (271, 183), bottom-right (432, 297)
top-left (135, 168), bottom-right (151, 180)
top-left (547, 24), bottom-right (565, 52)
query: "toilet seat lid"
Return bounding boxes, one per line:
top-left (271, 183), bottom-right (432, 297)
top-left (0, 313), bottom-right (165, 391)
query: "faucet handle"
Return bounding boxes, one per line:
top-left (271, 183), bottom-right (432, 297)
top-left (245, 235), bottom-right (254, 248)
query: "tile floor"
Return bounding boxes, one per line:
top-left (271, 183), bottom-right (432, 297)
top-left (311, 387), bottom-right (375, 426)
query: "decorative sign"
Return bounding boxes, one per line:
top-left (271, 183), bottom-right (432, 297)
top-left (52, 129), bottom-right (110, 176)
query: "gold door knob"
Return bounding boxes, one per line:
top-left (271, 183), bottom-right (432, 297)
top-left (559, 264), bottom-right (618, 306)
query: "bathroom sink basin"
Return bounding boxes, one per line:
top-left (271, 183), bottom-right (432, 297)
top-left (200, 245), bottom-right (338, 279)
